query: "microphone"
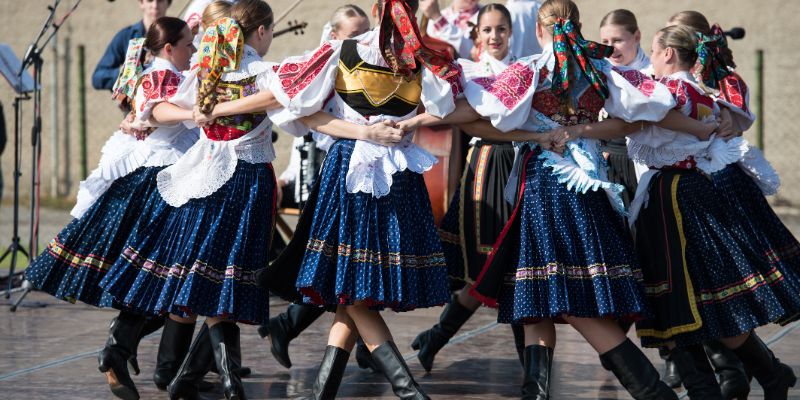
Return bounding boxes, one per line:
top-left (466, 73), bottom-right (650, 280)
top-left (724, 27), bottom-right (745, 40)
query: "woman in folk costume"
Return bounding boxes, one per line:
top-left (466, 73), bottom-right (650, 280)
top-left (24, 17), bottom-right (198, 400)
top-left (99, 2), bottom-right (278, 398)
top-left (400, 0), bottom-right (731, 397)
top-left (257, 0), bottom-right (462, 397)
top-left (420, 0), bottom-right (480, 58)
top-left (257, 4), bottom-right (380, 373)
top-left (598, 9), bottom-right (651, 208)
top-left (412, 3), bottom-right (530, 373)
top-left (628, 23), bottom-right (800, 400)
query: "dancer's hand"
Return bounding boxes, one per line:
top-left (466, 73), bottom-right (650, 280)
top-left (716, 108), bottom-right (736, 141)
top-left (193, 105), bottom-right (215, 127)
top-left (359, 121), bottom-right (404, 146)
top-left (396, 115), bottom-right (422, 134)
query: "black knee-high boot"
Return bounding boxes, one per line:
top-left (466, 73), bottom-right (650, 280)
top-left (512, 324), bottom-right (526, 367)
top-left (209, 323), bottom-right (246, 400)
top-left (599, 339), bottom-right (679, 400)
top-left (731, 333), bottom-right (796, 400)
top-left (355, 337), bottom-right (380, 372)
top-left (658, 347), bottom-right (682, 389)
top-left (259, 304), bottom-right (325, 368)
top-left (411, 299), bottom-right (475, 372)
top-left (372, 342), bottom-right (430, 400)
top-left (127, 315), bottom-right (165, 376)
top-left (98, 311), bottom-right (146, 400)
top-left (521, 345), bottom-right (553, 400)
top-left (153, 318), bottom-right (196, 390)
top-left (669, 345), bottom-right (723, 400)
top-left (312, 345), bottom-right (351, 400)
top-left (168, 324), bottom-right (214, 400)
top-left (704, 340), bottom-right (750, 400)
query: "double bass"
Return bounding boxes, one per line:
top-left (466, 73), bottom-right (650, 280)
top-left (413, 5), bottom-right (465, 226)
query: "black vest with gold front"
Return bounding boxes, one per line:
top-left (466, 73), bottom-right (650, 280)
top-left (335, 40), bottom-right (422, 117)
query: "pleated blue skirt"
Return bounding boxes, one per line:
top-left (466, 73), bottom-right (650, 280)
top-left (295, 139), bottom-right (450, 311)
top-left (25, 167), bottom-right (164, 307)
top-left (101, 161), bottom-right (276, 324)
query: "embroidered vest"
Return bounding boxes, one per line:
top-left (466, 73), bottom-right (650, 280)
top-left (204, 76), bottom-right (268, 141)
top-left (335, 40), bottom-right (422, 117)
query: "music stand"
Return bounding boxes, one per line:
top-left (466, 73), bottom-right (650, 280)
top-left (0, 44), bottom-right (35, 302)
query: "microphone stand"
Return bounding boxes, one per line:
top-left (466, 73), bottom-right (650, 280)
top-left (7, 0), bottom-right (83, 311)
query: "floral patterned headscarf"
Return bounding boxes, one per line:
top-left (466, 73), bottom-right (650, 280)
top-left (378, 0), bottom-right (462, 95)
top-left (695, 24), bottom-right (733, 90)
top-left (196, 17), bottom-right (244, 114)
top-left (551, 19), bottom-right (614, 111)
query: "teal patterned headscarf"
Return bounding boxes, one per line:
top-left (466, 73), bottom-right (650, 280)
top-left (695, 24), bottom-right (732, 90)
top-left (551, 19), bottom-right (614, 113)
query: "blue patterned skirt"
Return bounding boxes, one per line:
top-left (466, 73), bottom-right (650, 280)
top-left (100, 162), bottom-right (276, 324)
top-left (25, 167), bottom-right (164, 307)
top-left (280, 139), bottom-right (450, 312)
top-left (439, 141), bottom-right (514, 285)
top-left (635, 165), bottom-right (800, 348)
top-left (472, 148), bottom-right (648, 324)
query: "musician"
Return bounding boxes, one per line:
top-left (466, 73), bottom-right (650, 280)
top-left (92, 0), bottom-right (172, 91)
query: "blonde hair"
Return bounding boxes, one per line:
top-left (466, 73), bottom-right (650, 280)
top-left (330, 4), bottom-right (368, 32)
top-left (600, 9), bottom-right (638, 35)
top-left (201, 1), bottom-right (232, 29)
top-left (656, 25), bottom-right (699, 69)
top-left (536, 0), bottom-right (580, 35)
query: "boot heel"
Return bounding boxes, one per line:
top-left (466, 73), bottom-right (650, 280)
top-left (411, 337), bottom-right (420, 351)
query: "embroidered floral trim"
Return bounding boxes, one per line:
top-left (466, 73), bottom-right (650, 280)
top-left (306, 238), bottom-right (446, 268)
top-left (46, 237), bottom-right (112, 273)
top-left (278, 43), bottom-right (335, 99)
top-left (122, 246), bottom-right (261, 286)
top-left (472, 62), bottom-right (535, 110)
top-left (503, 262), bottom-right (642, 283)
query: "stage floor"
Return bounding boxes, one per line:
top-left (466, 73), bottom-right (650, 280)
top-left (1, 292), bottom-right (799, 399)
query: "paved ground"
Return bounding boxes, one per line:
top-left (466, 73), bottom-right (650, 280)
top-left (1, 206), bottom-right (800, 399)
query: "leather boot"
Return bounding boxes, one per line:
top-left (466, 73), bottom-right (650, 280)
top-left (355, 337), bottom-right (380, 372)
top-left (209, 325), bottom-right (251, 377)
top-left (658, 347), bottom-right (682, 389)
top-left (371, 342), bottom-right (430, 400)
top-left (731, 333), bottom-right (797, 400)
top-left (209, 323), bottom-right (247, 400)
top-left (512, 324), bottom-right (526, 367)
top-left (410, 299), bottom-right (475, 372)
top-left (599, 339), bottom-right (679, 400)
top-left (153, 319), bottom-right (196, 390)
top-left (264, 304), bottom-right (325, 368)
top-left (311, 345), bottom-right (350, 399)
top-left (97, 311), bottom-right (146, 400)
top-left (168, 324), bottom-right (214, 400)
top-left (128, 315), bottom-right (166, 376)
top-left (521, 345), bottom-right (553, 400)
top-left (669, 345), bottom-right (723, 399)
top-left (704, 340), bottom-right (750, 400)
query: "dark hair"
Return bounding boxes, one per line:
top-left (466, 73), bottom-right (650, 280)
top-left (600, 9), bottom-right (638, 35)
top-left (471, 3), bottom-right (513, 40)
top-left (376, 0), bottom-right (419, 15)
top-left (141, 16), bottom-right (188, 65)
top-left (230, 0), bottom-right (274, 38)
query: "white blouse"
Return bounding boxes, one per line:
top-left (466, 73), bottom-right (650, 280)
top-left (156, 45), bottom-right (280, 207)
top-left (71, 57), bottom-right (199, 219)
top-left (464, 45), bottom-right (676, 213)
top-left (267, 28), bottom-right (462, 198)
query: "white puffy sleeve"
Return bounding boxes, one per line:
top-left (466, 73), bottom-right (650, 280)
top-left (267, 41), bottom-right (343, 137)
top-left (603, 65), bottom-right (676, 123)
top-left (420, 64), bottom-right (463, 118)
top-left (462, 56), bottom-right (539, 132)
top-left (715, 72), bottom-right (755, 132)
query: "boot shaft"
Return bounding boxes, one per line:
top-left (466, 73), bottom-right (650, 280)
top-left (371, 341), bottom-right (430, 400)
top-left (312, 345), bottom-right (351, 400)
